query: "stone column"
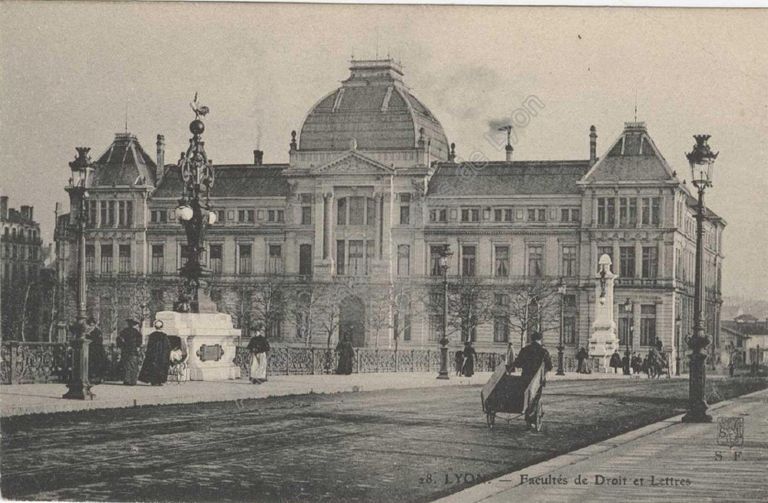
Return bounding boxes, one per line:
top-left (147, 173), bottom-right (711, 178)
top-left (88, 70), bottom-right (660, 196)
top-left (323, 192), bottom-right (334, 259)
top-left (588, 253), bottom-right (619, 371)
top-left (373, 193), bottom-right (382, 258)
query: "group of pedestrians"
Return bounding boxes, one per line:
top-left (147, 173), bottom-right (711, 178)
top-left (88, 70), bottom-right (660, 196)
top-left (609, 340), bottom-right (668, 377)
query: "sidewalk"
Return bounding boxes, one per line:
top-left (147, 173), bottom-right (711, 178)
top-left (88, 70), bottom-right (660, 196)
top-left (436, 387), bottom-right (768, 503)
top-left (0, 371), bottom-right (637, 417)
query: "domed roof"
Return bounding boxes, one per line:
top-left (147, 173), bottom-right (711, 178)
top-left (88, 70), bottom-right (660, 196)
top-left (299, 59), bottom-right (449, 160)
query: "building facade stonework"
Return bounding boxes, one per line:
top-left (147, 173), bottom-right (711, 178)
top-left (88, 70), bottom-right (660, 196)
top-left (55, 59), bottom-right (725, 372)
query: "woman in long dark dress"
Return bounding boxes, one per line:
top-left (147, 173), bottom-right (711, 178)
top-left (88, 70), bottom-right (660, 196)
top-left (85, 317), bottom-right (107, 384)
top-left (609, 350), bottom-right (622, 373)
top-left (116, 319), bottom-right (143, 385)
top-left (454, 350), bottom-right (464, 376)
top-left (461, 341), bottom-right (478, 377)
top-left (335, 337), bottom-right (354, 375)
top-left (139, 320), bottom-right (171, 386)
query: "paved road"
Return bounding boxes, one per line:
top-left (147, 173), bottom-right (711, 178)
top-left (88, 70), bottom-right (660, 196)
top-left (1, 378), bottom-right (763, 502)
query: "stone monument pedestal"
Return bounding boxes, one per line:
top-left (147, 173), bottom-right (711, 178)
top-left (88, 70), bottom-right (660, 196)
top-left (155, 311), bottom-right (241, 381)
top-left (588, 254), bottom-right (620, 373)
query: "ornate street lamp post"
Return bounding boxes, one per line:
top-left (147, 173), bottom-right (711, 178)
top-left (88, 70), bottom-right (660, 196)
top-left (682, 134), bottom-right (718, 424)
top-left (63, 147), bottom-right (95, 400)
top-left (623, 298), bottom-right (633, 375)
top-left (436, 244), bottom-right (453, 380)
top-left (174, 95), bottom-right (217, 313)
top-left (556, 279), bottom-right (566, 376)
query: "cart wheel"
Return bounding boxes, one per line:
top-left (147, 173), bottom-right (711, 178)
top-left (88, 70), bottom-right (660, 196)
top-left (486, 412), bottom-right (496, 429)
top-left (534, 404), bottom-right (544, 432)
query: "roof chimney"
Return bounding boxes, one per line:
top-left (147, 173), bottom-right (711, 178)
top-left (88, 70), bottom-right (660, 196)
top-left (253, 149), bottom-right (264, 166)
top-left (156, 134), bottom-right (165, 182)
top-left (0, 196), bottom-right (7, 220)
top-left (448, 143), bottom-right (456, 162)
top-left (505, 143), bottom-right (514, 162)
top-left (589, 125), bottom-right (598, 166)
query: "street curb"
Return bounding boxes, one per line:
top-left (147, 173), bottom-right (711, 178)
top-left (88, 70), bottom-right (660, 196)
top-left (433, 386), bottom-right (768, 503)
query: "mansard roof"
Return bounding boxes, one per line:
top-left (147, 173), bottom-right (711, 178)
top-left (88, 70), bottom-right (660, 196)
top-left (581, 122), bottom-right (676, 184)
top-left (93, 133), bottom-right (157, 187)
top-left (151, 164), bottom-right (289, 199)
top-left (427, 161), bottom-right (590, 197)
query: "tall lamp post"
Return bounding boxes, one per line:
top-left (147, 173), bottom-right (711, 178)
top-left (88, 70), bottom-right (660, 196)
top-left (436, 244), bottom-right (453, 379)
top-left (556, 279), bottom-right (566, 376)
top-left (174, 95), bottom-right (217, 313)
top-left (682, 134), bottom-right (718, 424)
top-left (623, 298), bottom-right (633, 375)
top-left (63, 147), bottom-right (95, 400)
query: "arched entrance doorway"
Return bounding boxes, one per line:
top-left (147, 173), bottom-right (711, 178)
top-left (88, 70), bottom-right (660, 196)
top-left (340, 296), bottom-right (366, 348)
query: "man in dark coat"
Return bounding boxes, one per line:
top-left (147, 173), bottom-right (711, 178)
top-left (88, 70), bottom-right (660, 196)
top-left (461, 341), bottom-right (478, 377)
top-left (454, 350), bottom-right (464, 376)
top-left (576, 347), bottom-right (589, 373)
top-left (609, 350), bottom-right (622, 374)
top-left (335, 336), bottom-right (354, 375)
top-left (85, 316), bottom-right (107, 384)
top-left (514, 332), bottom-right (553, 428)
top-left (139, 320), bottom-right (171, 386)
top-left (116, 319), bottom-right (143, 385)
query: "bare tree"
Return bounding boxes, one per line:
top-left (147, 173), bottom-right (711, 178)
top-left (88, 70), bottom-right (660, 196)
top-left (501, 279), bottom-right (561, 348)
top-left (425, 276), bottom-right (495, 343)
top-left (286, 282), bottom-right (325, 346)
top-left (251, 275), bottom-right (291, 340)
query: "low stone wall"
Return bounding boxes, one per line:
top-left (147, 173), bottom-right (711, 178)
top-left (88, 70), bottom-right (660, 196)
top-left (1, 342), bottom-right (506, 384)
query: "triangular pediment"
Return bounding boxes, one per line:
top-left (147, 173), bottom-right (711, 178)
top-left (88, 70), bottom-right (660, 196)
top-left (311, 150), bottom-right (394, 176)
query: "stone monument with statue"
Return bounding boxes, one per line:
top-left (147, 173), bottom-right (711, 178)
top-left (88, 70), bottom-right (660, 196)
top-left (588, 254), bottom-right (620, 371)
top-left (154, 94), bottom-right (241, 381)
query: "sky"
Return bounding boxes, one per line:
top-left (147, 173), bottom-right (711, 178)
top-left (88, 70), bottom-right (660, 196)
top-left (1, 2), bottom-right (767, 300)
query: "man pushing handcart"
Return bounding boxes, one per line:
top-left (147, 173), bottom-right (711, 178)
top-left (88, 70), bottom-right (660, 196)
top-left (481, 331), bottom-right (553, 431)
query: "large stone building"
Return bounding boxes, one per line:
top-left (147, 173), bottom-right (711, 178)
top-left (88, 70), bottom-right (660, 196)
top-left (55, 59), bottom-right (725, 371)
top-left (1, 195), bottom-right (46, 339)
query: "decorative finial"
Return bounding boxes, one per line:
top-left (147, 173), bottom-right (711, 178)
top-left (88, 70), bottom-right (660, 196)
top-left (190, 92), bottom-right (210, 119)
top-left (290, 130), bottom-right (297, 151)
top-left (449, 142), bottom-right (456, 161)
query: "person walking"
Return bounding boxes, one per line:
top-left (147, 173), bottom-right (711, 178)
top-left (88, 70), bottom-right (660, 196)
top-left (116, 319), bottom-right (143, 386)
top-left (513, 332), bottom-right (553, 429)
top-left (84, 316), bottom-right (107, 384)
top-left (454, 350), bottom-right (464, 376)
top-left (335, 336), bottom-right (354, 375)
top-left (247, 327), bottom-right (271, 384)
top-left (609, 350), bottom-right (622, 374)
top-left (461, 341), bottom-right (478, 377)
top-left (139, 320), bottom-right (172, 386)
top-left (505, 342), bottom-right (516, 373)
top-left (576, 346), bottom-right (589, 374)
top-left (631, 352), bottom-right (643, 375)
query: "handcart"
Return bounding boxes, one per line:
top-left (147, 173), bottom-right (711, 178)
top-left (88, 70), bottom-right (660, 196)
top-left (480, 362), bottom-right (546, 431)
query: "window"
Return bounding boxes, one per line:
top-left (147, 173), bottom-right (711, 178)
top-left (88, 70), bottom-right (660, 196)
top-left (216, 209), bottom-right (225, 224)
top-left (642, 197), bottom-right (661, 226)
top-left (151, 244), bottom-right (164, 274)
top-left (597, 197), bottom-right (616, 226)
top-left (100, 201), bottom-right (107, 226)
top-left (118, 244), bottom-right (131, 273)
top-left (494, 294), bottom-right (510, 343)
top-left (461, 208), bottom-right (480, 222)
top-left (397, 244), bottom-right (410, 276)
top-left (494, 245), bottom-right (509, 277)
top-left (337, 198), bottom-right (347, 226)
top-left (399, 193), bottom-right (411, 225)
top-left (267, 244), bottom-right (283, 274)
top-left (618, 303), bottom-right (632, 346)
top-left (267, 210), bottom-right (284, 223)
top-left (597, 246), bottom-right (614, 272)
top-left (640, 305), bottom-right (657, 346)
top-left (238, 209), bottom-right (255, 223)
top-left (150, 210), bottom-right (167, 224)
top-left (349, 197), bottom-right (365, 225)
top-left (461, 245), bottom-right (476, 276)
top-left (348, 240), bottom-right (365, 275)
top-left (528, 245), bottom-right (544, 277)
top-left (430, 209), bottom-right (447, 223)
top-left (180, 244), bottom-right (192, 268)
top-left (299, 244), bottom-right (312, 276)
top-left (209, 244), bottom-right (223, 274)
top-left (100, 244), bottom-right (113, 274)
top-left (118, 201), bottom-right (133, 227)
top-left (430, 245), bottom-right (445, 276)
top-left (301, 206), bottom-right (312, 225)
top-left (336, 240), bottom-right (345, 275)
top-left (563, 316), bottom-right (576, 344)
top-left (527, 208), bottom-right (546, 222)
top-left (561, 208), bottom-right (570, 222)
top-left (562, 245), bottom-right (576, 276)
top-left (494, 208), bottom-right (514, 222)
top-left (238, 244), bottom-right (252, 274)
top-left (642, 246), bottom-right (658, 278)
top-left (89, 201), bottom-right (97, 227)
top-left (620, 246), bottom-right (636, 278)
top-left (85, 244), bottom-right (95, 273)
top-left (107, 201), bottom-right (116, 227)
top-left (619, 197), bottom-right (637, 227)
